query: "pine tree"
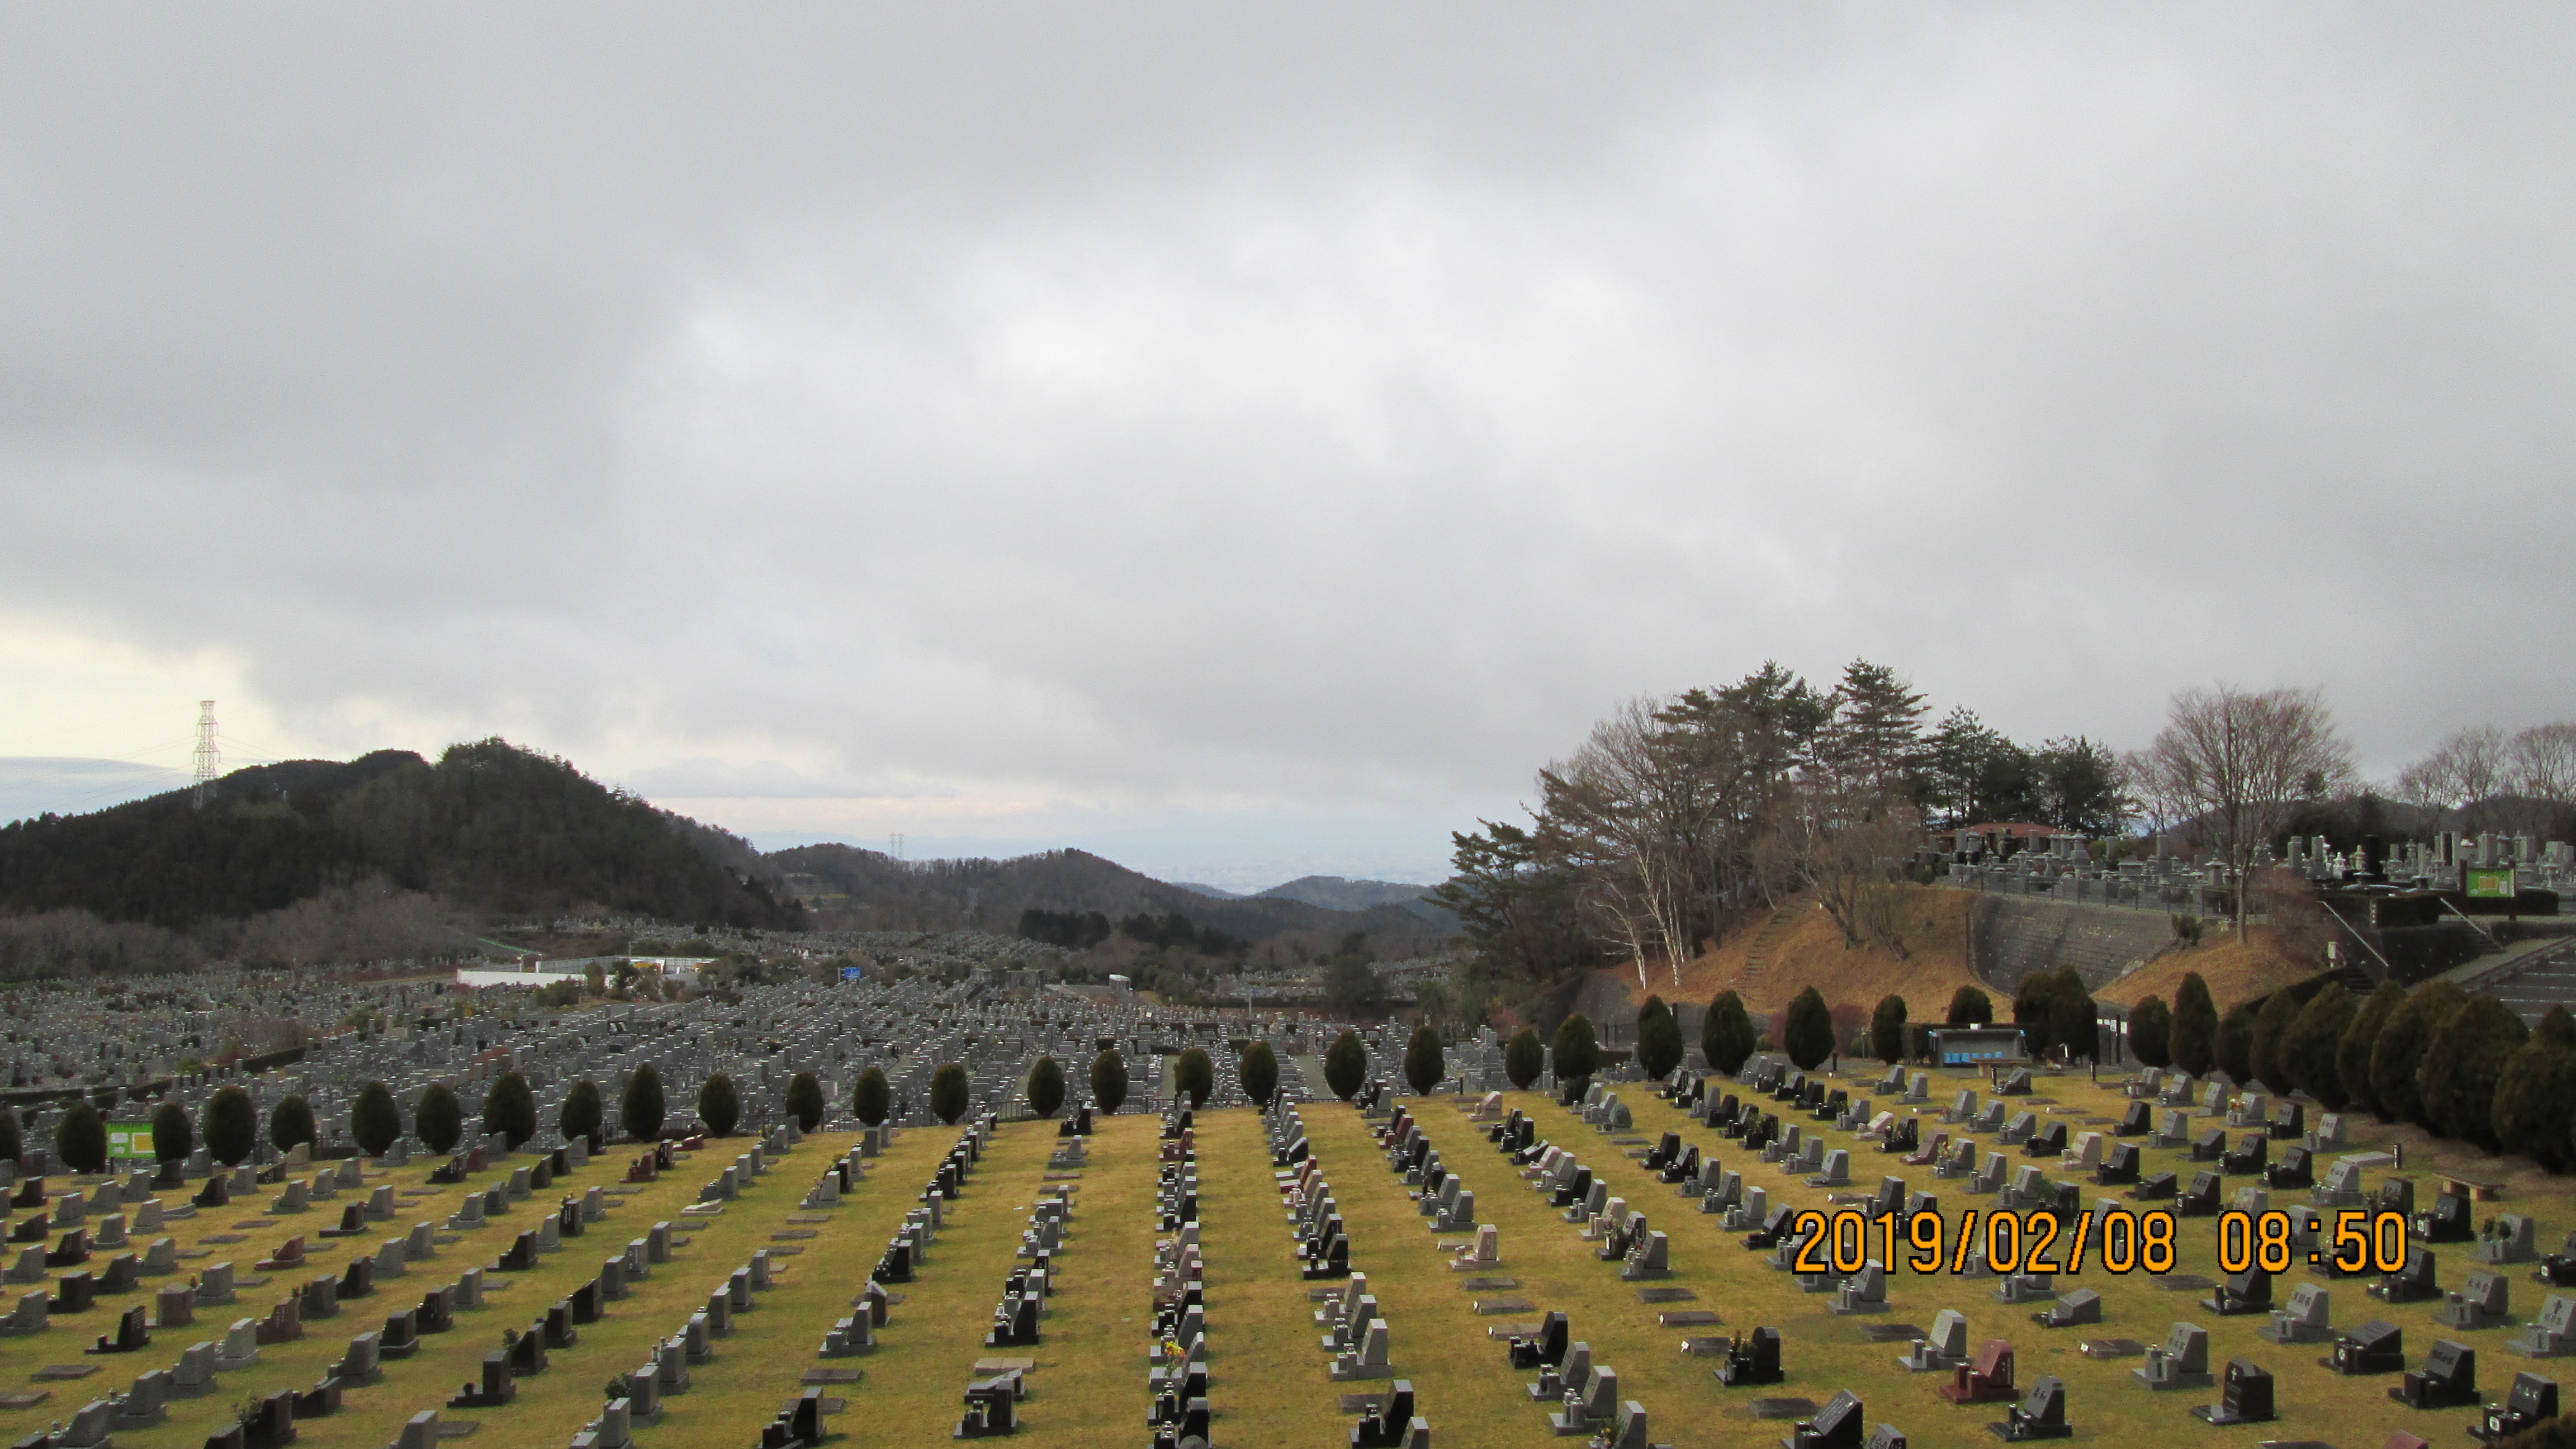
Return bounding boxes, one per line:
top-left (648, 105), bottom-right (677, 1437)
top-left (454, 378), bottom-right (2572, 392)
top-left (2281, 988), bottom-right (2356, 1108)
top-left (1176, 1048), bottom-right (1215, 1109)
top-left (415, 1083), bottom-right (462, 1154)
top-left (783, 1072), bottom-right (823, 1133)
top-left (56, 1100), bottom-right (106, 1173)
top-left (559, 1079), bottom-right (604, 1146)
top-left (2418, 995), bottom-right (2526, 1148)
top-left (1402, 1026), bottom-right (1443, 1097)
top-left (203, 1086), bottom-right (257, 1165)
top-left (1552, 1015), bottom-right (1601, 1091)
top-left (2248, 989), bottom-right (2303, 1091)
top-left (1783, 988), bottom-right (1835, 1071)
top-left (2171, 973), bottom-right (2219, 1076)
top-left (1636, 997), bottom-right (1685, 1080)
top-left (1504, 1029), bottom-right (1545, 1090)
top-left (483, 1071), bottom-right (536, 1150)
top-left (1702, 992), bottom-right (1757, 1075)
top-left (622, 1063), bottom-right (667, 1142)
top-left (698, 1073), bottom-right (740, 1137)
top-left (1323, 1032), bottom-right (1367, 1101)
top-left (351, 1081), bottom-right (399, 1158)
top-left (2129, 996), bottom-right (2172, 1069)
top-left (929, 1063), bottom-right (969, 1125)
top-left (2338, 981), bottom-right (2408, 1119)
top-left (1829, 659), bottom-right (1929, 787)
top-left (1871, 995), bottom-right (1909, 1063)
top-left (1090, 1049), bottom-right (1129, 1114)
top-left (2373, 981), bottom-right (2468, 1129)
top-left (268, 1095), bottom-right (317, 1154)
top-left (151, 1100), bottom-right (194, 1163)
top-left (2047, 967), bottom-right (2097, 1064)
top-left (1027, 1056), bottom-right (1067, 1117)
top-left (850, 1067), bottom-right (889, 1128)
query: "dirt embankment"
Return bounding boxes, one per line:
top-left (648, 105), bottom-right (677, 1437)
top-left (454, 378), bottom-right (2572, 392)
top-left (2091, 927), bottom-right (2319, 1011)
top-left (1590, 885), bottom-right (1986, 1020)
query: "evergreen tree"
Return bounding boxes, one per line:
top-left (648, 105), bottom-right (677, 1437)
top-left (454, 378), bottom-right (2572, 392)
top-left (929, 1063), bottom-right (969, 1125)
top-left (2418, 995), bottom-right (2526, 1148)
top-left (1636, 997), bottom-right (1685, 1079)
top-left (2491, 1012), bottom-right (2576, 1171)
top-left (1870, 995), bottom-right (1909, 1063)
top-left (151, 1100), bottom-right (194, 1163)
top-left (783, 1072), bottom-right (823, 1133)
top-left (2012, 973), bottom-right (2061, 1057)
top-left (0, 1108), bottom-right (19, 1164)
top-left (2338, 981), bottom-right (2408, 1119)
top-left (1176, 1048), bottom-right (1215, 1109)
top-left (2129, 996), bottom-right (2173, 1069)
top-left (2214, 1003), bottom-right (2257, 1082)
top-left (351, 1081), bottom-right (399, 1158)
top-left (1027, 1056), bottom-right (1067, 1117)
top-left (56, 1100), bottom-right (106, 1173)
top-left (559, 1079), bottom-right (604, 1146)
top-left (2046, 967), bottom-right (2096, 1063)
top-left (1702, 991), bottom-right (1758, 1076)
top-left (1504, 1028), bottom-right (1545, 1090)
top-left (1402, 1026), bottom-right (1443, 1097)
top-left (698, 1073), bottom-right (740, 1137)
top-left (204, 1085), bottom-right (257, 1165)
top-left (2281, 988), bottom-right (2355, 1108)
top-left (1783, 988), bottom-right (1835, 1071)
top-left (1552, 1015), bottom-right (1601, 1091)
top-left (1945, 984), bottom-right (1993, 1027)
top-left (1323, 1031), bottom-right (1367, 1101)
top-left (1830, 659), bottom-right (1929, 787)
top-left (415, 1083), bottom-right (462, 1154)
top-left (2248, 989), bottom-right (2303, 1091)
top-left (2372, 981), bottom-right (2468, 1128)
top-left (2171, 972), bottom-right (2219, 1077)
top-left (1237, 1044), bottom-right (1277, 1109)
top-left (482, 1071), bottom-right (537, 1150)
top-left (850, 1067), bottom-right (889, 1128)
top-left (622, 1063), bottom-right (666, 1143)
top-left (268, 1095), bottom-right (317, 1154)
top-left (1090, 1049), bottom-right (1129, 1114)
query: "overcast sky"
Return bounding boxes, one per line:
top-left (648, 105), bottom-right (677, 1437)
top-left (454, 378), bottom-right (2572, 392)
top-left (3, 5), bottom-right (2570, 889)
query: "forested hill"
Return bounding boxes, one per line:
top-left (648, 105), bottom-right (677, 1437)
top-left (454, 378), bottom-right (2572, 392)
top-left (0, 740), bottom-right (802, 931)
top-left (769, 843), bottom-right (1443, 948)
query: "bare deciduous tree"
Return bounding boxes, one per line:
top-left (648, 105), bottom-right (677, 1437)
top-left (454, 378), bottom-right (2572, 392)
top-left (2135, 684), bottom-right (2355, 938)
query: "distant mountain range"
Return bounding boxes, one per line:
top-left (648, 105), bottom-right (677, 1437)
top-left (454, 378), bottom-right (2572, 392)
top-left (771, 847), bottom-right (1452, 948)
top-left (0, 739), bottom-right (1460, 961)
top-left (1174, 874), bottom-right (1453, 926)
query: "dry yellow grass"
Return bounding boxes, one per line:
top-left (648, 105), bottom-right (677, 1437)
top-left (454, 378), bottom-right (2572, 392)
top-left (2093, 928), bottom-right (2315, 1011)
top-left (1600, 887), bottom-right (1985, 1017)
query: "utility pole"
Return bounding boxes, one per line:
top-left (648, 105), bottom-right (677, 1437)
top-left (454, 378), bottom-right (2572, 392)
top-left (191, 701), bottom-right (220, 809)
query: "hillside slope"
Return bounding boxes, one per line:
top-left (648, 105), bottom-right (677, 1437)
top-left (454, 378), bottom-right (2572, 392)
top-left (768, 844), bottom-right (1448, 949)
top-left (0, 740), bottom-right (801, 931)
top-left (1581, 886), bottom-right (1985, 1022)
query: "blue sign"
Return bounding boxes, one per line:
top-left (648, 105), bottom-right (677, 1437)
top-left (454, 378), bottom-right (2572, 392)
top-left (840, 966), bottom-right (865, 982)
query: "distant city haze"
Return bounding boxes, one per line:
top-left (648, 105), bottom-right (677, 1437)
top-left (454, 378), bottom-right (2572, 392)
top-left (3, 6), bottom-right (2570, 885)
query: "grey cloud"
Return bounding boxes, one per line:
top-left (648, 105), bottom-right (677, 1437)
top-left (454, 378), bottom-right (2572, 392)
top-left (3, 4), bottom-right (2571, 860)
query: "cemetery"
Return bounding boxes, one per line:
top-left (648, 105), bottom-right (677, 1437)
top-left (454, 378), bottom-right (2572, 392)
top-left (0, 972), bottom-right (2568, 1446)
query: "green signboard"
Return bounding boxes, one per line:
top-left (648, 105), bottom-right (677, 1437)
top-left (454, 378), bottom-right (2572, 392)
top-left (2465, 866), bottom-right (2517, 899)
top-left (104, 1121), bottom-right (156, 1160)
